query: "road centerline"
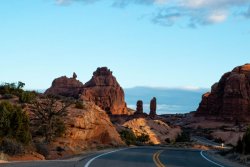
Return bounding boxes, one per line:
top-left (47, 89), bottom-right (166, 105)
top-left (153, 150), bottom-right (165, 167)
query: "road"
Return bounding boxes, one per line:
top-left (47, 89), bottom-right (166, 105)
top-left (192, 136), bottom-right (231, 149)
top-left (1, 147), bottom-right (233, 167)
top-left (192, 136), bottom-right (222, 147)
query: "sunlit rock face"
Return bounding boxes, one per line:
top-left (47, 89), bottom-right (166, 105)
top-left (45, 67), bottom-right (129, 115)
top-left (64, 102), bottom-right (124, 148)
top-left (196, 64), bottom-right (250, 121)
top-left (45, 73), bottom-right (84, 98)
top-left (81, 67), bottom-right (128, 115)
top-left (121, 118), bottom-right (181, 144)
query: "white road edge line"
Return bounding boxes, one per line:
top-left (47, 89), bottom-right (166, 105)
top-left (84, 148), bottom-right (128, 167)
top-left (200, 151), bottom-right (224, 167)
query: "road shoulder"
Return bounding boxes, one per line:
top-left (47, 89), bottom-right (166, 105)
top-left (203, 150), bottom-right (246, 167)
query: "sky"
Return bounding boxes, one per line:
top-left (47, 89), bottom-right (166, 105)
top-left (0, 0), bottom-right (250, 90)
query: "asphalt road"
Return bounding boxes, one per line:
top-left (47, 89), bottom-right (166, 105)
top-left (1, 147), bottom-right (233, 167)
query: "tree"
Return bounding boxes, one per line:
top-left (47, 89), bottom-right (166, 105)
top-left (17, 81), bottom-right (25, 90)
top-left (30, 97), bottom-right (71, 143)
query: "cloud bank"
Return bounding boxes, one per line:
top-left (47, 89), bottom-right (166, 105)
top-left (56, 0), bottom-right (250, 27)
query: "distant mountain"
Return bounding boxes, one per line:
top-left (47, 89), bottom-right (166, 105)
top-left (124, 86), bottom-right (209, 114)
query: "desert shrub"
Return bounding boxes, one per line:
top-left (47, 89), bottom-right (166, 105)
top-left (0, 82), bottom-right (23, 97)
top-left (120, 130), bottom-right (150, 145)
top-left (119, 130), bottom-right (137, 145)
top-left (75, 100), bottom-right (84, 109)
top-left (136, 133), bottom-right (150, 143)
top-left (0, 138), bottom-right (24, 155)
top-left (235, 126), bottom-right (250, 154)
top-left (165, 138), bottom-right (171, 144)
top-left (176, 131), bottom-right (190, 142)
top-left (0, 101), bottom-right (31, 144)
top-left (0, 82), bottom-right (37, 103)
top-left (19, 91), bottom-right (37, 103)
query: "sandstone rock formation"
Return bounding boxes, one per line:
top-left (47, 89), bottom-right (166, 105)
top-left (150, 97), bottom-right (157, 118)
top-left (196, 64), bottom-right (250, 121)
top-left (135, 100), bottom-right (143, 114)
top-left (122, 118), bottom-right (181, 144)
top-left (44, 101), bottom-right (124, 159)
top-left (81, 67), bottom-right (128, 115)
top-left (64, 101), bottom-right (124, 148)
top-left (45, 73), bottom-right (83, 98)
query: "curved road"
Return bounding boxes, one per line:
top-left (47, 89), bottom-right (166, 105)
top-left (1, 147), bottom-right (235, 167)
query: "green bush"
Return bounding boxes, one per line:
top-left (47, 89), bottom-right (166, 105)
top-left (119, 130), bottom-right (137, 145)
top-left (119, 130), bottom-right (150, 145)
top-left (0, 82), bottom-right (37, 103)
top-left (19, 91), bottom-right (36, 103)
top-left (0, 101), bottom-right (31, 144)
top-left (176, 131), bottom-right (190, 142)
top-left (0, 82), bottom-right (22, 97)
top-left (165, 138), bottom-right (171, 144)
top-left (136, 133), bottom-right (150, 143)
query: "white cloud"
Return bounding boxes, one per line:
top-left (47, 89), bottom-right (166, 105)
top-left (181, 0), bottom-right (250, 9)
top-left (206, 10), bottom-right (228, 23)
top-left (54, 0), bottom-right (250, 27)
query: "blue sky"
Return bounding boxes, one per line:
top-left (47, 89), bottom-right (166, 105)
top-left (0, 0), bottom-right (250, 90)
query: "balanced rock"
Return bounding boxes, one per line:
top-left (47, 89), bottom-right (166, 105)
top-left (135, 100), bottom-right (143, 114)
top-left (150, 97), bottom-right (157, 118)
top-left (81, 67), bottom-right (128, 115)
top-left (45, 73), bottom-right (84, 98)
top-left (196, 64), bottom-right (250, 121)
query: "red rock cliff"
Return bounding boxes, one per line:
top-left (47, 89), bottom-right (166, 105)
top-left (45, 73), bottom-right (84, 98)
top-left (196, 64), bottom-right (250, 121)
top-left (80, 67), bottom-right (128, 115)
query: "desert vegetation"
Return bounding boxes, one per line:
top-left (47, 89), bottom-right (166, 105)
top-left (0, 82), bottom-right (37, 103)
top-left (0, 101), bottom-right (31, 156)
top-left (30, 97), bottom-right (71, 143)
top-left (0, 82), bottom-right (71, 158)
top-left (119, 130), bottom-right (150, 145)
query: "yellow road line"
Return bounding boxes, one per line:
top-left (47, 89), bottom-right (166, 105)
top-left (153, 150), bottom-right (165, 167)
